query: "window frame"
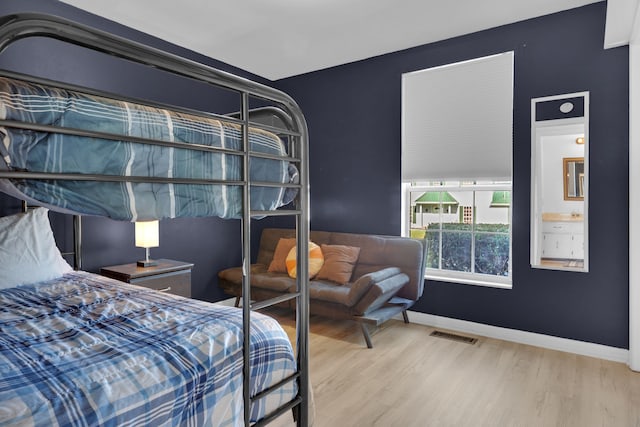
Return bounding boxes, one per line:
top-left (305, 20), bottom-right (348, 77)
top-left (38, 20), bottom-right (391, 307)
top-left (403, 182), bottom-right (512, 289)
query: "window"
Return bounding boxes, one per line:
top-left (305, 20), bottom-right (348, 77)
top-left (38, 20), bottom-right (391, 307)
top-left (401, 52), bottom-right (513, 288)
top-left (405, 181), bottom-right (511, 288)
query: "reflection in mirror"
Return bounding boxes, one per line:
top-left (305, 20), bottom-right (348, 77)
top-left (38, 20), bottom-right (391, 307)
top-left (531, 92), bottom-right (589, 272)
top-left (563, 157), bottom-right (584, 200)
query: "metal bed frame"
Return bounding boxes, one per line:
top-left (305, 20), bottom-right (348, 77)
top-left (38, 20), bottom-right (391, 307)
top-left (0, 13), bottom-right (310, 427)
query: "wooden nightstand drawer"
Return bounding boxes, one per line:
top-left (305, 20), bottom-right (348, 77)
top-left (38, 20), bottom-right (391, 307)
top-left (100, 259), bottom-right (194, 298)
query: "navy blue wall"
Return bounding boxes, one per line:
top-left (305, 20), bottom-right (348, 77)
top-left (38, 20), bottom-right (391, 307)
top-left (0, 0), bottom-right (274, 302)
top-left (275, 3), bottom-right (630, 348)
top-left (0, 1), bottom-right (630, 348)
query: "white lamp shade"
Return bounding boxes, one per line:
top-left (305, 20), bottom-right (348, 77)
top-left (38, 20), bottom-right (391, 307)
top-left (135, 220), bottom-right (159, 248)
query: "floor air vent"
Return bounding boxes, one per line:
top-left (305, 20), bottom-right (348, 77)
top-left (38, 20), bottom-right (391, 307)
top-left (430, 330), bottom-right (478, 345)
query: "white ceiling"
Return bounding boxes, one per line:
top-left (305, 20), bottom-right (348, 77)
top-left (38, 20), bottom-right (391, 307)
top-left (60, 0), bottom-right (604, 80)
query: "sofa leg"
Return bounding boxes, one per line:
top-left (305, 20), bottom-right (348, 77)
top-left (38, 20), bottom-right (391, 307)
top-left (402, 310), bottom-right (410, 324)
top-left (361, 323), bottom-right (373, 349)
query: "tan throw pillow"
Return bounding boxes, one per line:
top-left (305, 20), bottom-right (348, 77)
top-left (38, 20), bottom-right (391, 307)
top-left (286, 242), bottom-right (324, 279)
top-left (315, 244), bottom-right (361, 285)
top-left (268, 238), bottom-right (297, 273)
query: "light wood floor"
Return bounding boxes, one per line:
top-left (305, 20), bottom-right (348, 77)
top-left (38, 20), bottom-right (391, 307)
top-left (264, 308), bottom-right (640, 427)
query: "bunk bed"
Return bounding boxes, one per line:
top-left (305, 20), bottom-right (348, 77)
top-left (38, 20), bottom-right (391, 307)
top-left (0, 13), bottom-right (311, 427)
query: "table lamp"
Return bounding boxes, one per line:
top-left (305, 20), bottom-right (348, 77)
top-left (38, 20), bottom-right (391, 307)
top-left (135, 220), bottom-right (159, 267)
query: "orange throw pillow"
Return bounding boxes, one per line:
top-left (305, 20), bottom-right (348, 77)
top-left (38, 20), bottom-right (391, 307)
top-left (315, 244), bottom-right (361, 285)
top-left (286, 242), bottom-right (324, 279)
top-left (268, 238), bottom-right (297, 273)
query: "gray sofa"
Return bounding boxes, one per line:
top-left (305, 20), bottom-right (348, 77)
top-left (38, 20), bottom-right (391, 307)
top-left (218, 228), bottom-right (426, 347)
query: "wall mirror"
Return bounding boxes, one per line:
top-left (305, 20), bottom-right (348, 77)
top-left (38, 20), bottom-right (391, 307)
top-left (531, 92), bottom-right (589, 272)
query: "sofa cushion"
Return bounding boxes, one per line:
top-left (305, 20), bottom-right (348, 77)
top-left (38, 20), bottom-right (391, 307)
top-left (308, 280), bottom-right (353, 306)
top-left (315, 244), bottom-right (360, 285)
top-left (219, 265), bottom-right (295, 292)
top-left (251, 274), bottom-right (297, 292)
top-left (268, 238), bottom-right (297, 273)
top-left (286, 242), bottom-right (324, 278)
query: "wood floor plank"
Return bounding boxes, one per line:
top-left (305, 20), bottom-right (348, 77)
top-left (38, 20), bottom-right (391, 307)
top-left (264, 309), bottom-right (640, 427)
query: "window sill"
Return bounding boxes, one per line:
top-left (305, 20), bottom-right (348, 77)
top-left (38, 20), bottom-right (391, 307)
top-left (425, 272), bottom-right (512, 289)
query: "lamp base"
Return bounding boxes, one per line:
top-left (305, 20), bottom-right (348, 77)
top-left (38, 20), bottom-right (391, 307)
top-left (137, 259), bottom-right (157, 268)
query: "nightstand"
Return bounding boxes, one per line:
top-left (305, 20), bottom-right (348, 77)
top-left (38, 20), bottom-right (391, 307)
top-left (100, 259), bottom-right (194, 298)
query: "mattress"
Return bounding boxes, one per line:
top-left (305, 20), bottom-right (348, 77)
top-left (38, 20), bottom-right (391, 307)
top-left (0, 271), bottom-right (297, 426)
top-left (0, 76), bottom-right (298, 221)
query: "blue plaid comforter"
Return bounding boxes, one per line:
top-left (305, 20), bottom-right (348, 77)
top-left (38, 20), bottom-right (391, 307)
top-left (0, 271), bottom-right (297, 426)
top-left (0, 76), bottom-right (297, 221)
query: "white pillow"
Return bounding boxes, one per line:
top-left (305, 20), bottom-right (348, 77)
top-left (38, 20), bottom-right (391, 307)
top-left (0, 207), bottom-right (73, 288)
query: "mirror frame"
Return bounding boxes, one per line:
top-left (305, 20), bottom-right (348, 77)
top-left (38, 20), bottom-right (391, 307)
top-left (563, 157), bottom-right (585, 201)
top-left (530, 92), bottom-right (589, 272)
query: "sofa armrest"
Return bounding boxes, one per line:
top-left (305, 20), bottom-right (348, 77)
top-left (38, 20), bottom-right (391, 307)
top-left (353, 267), bottom-right (401, 286)
top-left (348, 267), bottom-right (399, 300)
top-left (349, 268), bottom-right (409, 315)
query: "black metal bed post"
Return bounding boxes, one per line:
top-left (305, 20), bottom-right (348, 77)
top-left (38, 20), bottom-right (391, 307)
top-left (296, 175), bottom-right (310, 425)
top-left (294, 115), bottom-right (310, 427)
top-left (73, 215), bottom-right (82, 271)
top-left (240, 92), bottom-right (252, 427)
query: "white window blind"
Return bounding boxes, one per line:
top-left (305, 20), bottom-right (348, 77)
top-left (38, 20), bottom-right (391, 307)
top-left (401, 52), bottom-right (514, 181)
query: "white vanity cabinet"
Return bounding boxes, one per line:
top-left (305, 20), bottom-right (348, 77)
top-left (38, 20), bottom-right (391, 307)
top-left (541, 221), bottom-right (584, 259)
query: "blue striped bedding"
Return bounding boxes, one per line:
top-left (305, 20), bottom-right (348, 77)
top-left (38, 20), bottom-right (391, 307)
top-left (0, 271), bottom-right (297, 426)
top-left (0, 77), bottom-right (297, 221)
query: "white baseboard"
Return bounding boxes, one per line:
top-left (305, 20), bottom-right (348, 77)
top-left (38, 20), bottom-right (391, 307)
top-left (217, 298), bottom-right (629, 365)
top-left (404, 310), bottom-right (629, 365)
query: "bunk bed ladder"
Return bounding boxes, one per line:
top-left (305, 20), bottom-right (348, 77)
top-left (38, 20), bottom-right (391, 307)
top-left (239, 89), bottom-right (311, 426)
